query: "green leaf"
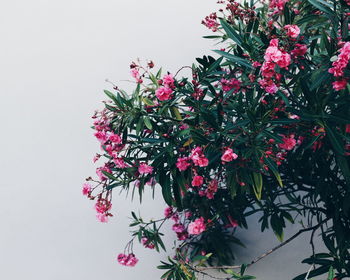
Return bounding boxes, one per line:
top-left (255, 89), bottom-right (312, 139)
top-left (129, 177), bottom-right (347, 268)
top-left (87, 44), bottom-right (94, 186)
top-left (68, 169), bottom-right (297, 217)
top-left (325, 124), bottom-right (345, 155)
top-left (307, 0), bottom-right (333, 15)
top-left (101, 170), bottom-right (119, 181)
top-left (264, 157), bottom-right (283, 187)
top-left (252, 172), bottom-right (263, 200)
top-left (271, 214), bottom-right (284, 242)
top-left (144, 116), bottom-right (153, 130)
top-left (159, 172), bottom-right (173, 206)
top-left (327, 266), bottom-right (334, 280)
top-left (214, 50), bottom-right (253, 70)
top-left (220, 19), bottom-right (245, 49)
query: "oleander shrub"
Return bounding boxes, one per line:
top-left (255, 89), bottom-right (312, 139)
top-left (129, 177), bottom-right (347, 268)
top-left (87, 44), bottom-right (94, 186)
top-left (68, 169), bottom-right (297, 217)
top-left (83, 0), bottom-right (350, 279)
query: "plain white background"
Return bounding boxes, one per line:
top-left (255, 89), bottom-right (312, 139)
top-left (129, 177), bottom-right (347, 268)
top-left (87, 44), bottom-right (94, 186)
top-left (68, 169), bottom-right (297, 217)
top-left (0, 1), bottom-right (324, 279)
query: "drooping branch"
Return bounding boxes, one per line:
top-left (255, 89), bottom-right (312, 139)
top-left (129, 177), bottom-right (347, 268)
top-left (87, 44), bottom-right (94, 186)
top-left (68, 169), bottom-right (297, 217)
top-left (193, 218), bottom-right (329, 273)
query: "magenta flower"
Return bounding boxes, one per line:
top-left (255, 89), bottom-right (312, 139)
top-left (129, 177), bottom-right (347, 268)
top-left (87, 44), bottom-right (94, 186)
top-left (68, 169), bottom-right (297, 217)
top-left (117, 253), bottom-right (139, 267)
top-left (164, 206), bottom-right (174, 218)
top-left (108, 133), bottom-right (122, 144)
top-left (94, 131), bottom-right (107, 144)
top-left (163, 74), bottom-right (175, 87)
top-left (284, 24), bottom-right (300, 38)
top-left (114, 158), bottom-right (128, 169)
top-left (82, 183), bottom-right (92, 196)
top-left (221, 148), bottom-right (238, 163)
top-left (188, 217), bottom-right (206, 235)
top-left (176, 157), bottom-right (191, 171)
top-left (329, 42), bottom-right (350, 77)
top-left (346, 124), bottom-right (350, 134)
top-left (96, 213), bottom-right (108, 223)
top-left (172, 223), bottom-right (185, 233)
top-left (291, 44), bottom-right (307, 57)
top-left (279, 135), bottom-right (297, 151)
top-left (141, 237), bottom-right (155, 249)
top-left (332, 79), bottom-right (347, 91)
top-left (190, 147), bottom-right (209, 167)
top-left (192, 175), bottom-right (204, 187)
top-left (138, 163), bottom-right (153, 175)
top-left (155, 86), bottom-right (173, 101)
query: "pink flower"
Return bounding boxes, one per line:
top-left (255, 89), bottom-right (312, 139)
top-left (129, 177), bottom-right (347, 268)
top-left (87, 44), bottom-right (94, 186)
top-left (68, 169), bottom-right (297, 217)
top-left (188, 217), bottom-right (206, 235)
top-left (206, 179), bottom-right (218, 199)
top-left (164, 206), bottom-right (174, 218)
top-left (176, 157), bottom-right (191, 171)
top-left (163, 74), bottom-right (174, 87)
top-left (131, 69), bottom-right (143, 84)
top-left (93, 154), bottom-right (101, 163)
top-left (269, 0), bottom-right (288, 13)
top-left (192, 175), bottom-right (204, 187)
top-left (190, 147), bottom-right (209, 167)
top-left (131, 68), bottom-right (140, 79)
top-left (279, 135), bottom-right (297, 150)
top-left (252, 61), bottom-right (262, 68)
top-left (155, 86), bottom-right (173, 101)
top-left (82, 183), bottom-right (92, 196)
top-left (346, 124), bottom-right (350, 134)
top-left (138, 163), bottom-right (153, 174)
top-left (95, 199), bottom-right (112, 214)
top-left (265, 82), bottom-right (278, 94)
top-left (276, 52), bottom-right (291, 68)
top-left (284, 25), bottom-right (300, 38)
top-left (259, 78), bottom-right (278, 94)
top-left (264, 39), bottom-right (291, 68)
top-left (96, 165), bottom-right (111, 181)
top-left (108, 133), bottom-right (122, 144)
top-left (141, 237), bottom-right (155, 249)
top-left (221, 78), bottom-right (241, 93)
top-left (172, 223), bottom-right (185, 233)
top-left (261, 61), bottom-right (276, 78)
top-left (114, 158), bottom-right (128, 169)
top-left (117, 253), bottom-right (139, 267)
top-left (221, 148), bottom-right (238, 163)
top-left (202, 13), bottom-right (219, 32)
top-left (96, 213), bottom-right (108, 223)
top-left (332, 79), bottom-right (347, 91)
top-left (329, 42), bottom-right (350, 77)
top-left (291, 44), bottom-right (307, 57)
top-left (179, 124), bottom-right (189, 130)
top-left (94, 131), bottom-right (107, 144)
top-left (176, 231), bottom-right (189, 240)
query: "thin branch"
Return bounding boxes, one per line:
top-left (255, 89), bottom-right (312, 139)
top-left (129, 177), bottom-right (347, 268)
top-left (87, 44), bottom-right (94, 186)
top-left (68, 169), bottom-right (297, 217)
top-left (195, 218), bottom-right (329, 272)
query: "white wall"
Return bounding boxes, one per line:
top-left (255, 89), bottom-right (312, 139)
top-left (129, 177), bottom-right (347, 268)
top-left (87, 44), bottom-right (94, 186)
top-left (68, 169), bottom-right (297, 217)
top-left (0, 1), bottom-right (324, 279)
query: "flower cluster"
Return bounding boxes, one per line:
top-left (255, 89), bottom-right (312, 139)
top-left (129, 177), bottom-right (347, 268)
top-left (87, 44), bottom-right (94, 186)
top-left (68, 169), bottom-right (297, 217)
top-left (84, 1), bottom-right (350, 279)
top-left (260, 39), bottom-right (291, 93)
top-left (155, 74), bottom-right (175, 101)
top-left (329, 42), bottom-right (350, 91)
top-left (117, 253), bottom-right (139, 267)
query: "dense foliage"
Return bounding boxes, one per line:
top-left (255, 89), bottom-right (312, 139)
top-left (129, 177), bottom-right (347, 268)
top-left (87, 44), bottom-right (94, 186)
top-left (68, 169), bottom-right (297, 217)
top-left (83, 0), bottom-right (350, 279)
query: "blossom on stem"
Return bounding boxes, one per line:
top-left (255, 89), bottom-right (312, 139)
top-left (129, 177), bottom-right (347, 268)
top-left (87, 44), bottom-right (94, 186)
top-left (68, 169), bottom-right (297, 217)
top-left (155, 86), bottom-right (173, 101)
top-left (117, 253), bottom-right (139, 267)
top-left (190, 147), bottom-right (209, 167)
top-left (138, 163), bottom-right (153, 175)
top-left (82, 183), bottom-right (92, 196)
top-left (192, 175), bottom-right (204, 187)
top-left (188, 217), bottom-right (206, 235)
top-left (332, 79), bottom-right (347, 91)
top-left (284, 25), bottom-right (300, 38)
top-left (279, 135), bottom-right (297, 150)
top-left (176, 157), bottom-right (191, 171)
top-left (221, 148), bottom-right (238, 163)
